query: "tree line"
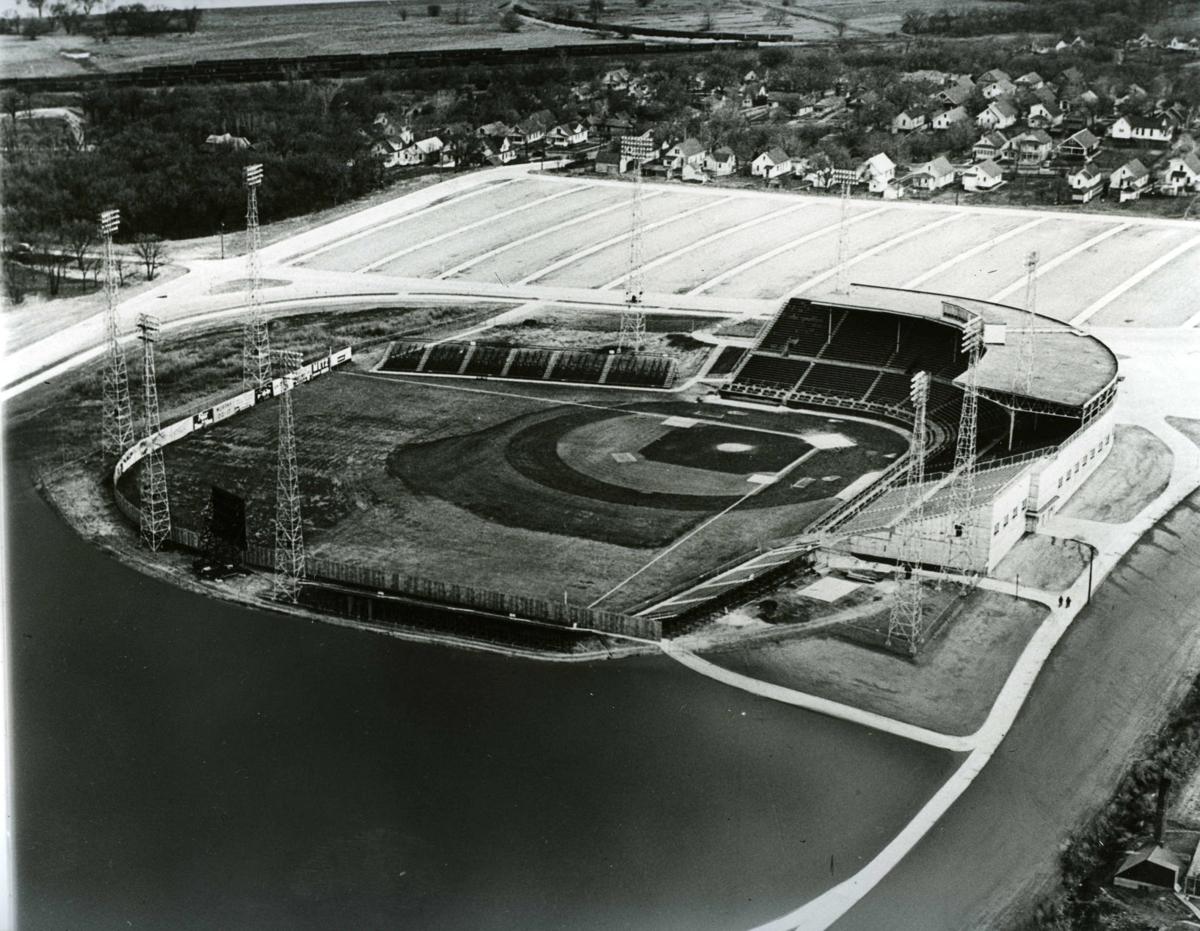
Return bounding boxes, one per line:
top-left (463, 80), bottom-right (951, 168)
top-left (0, 1), bottom-right (202, 39)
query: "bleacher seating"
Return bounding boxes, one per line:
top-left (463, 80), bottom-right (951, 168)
top-left (709, 346), bottom-right (749, 377)
top-left (866, 372), bottom-right (913, 408)
top-left (548, 350), bottom-right (606, 383)
top-left (822, 312), bottom-right (895, 366)
top-left (605, 354), bottom-right (675, 388)
top-left (798, 363), bottom-right (879, 401)
top-left (758, 299), bottom-right (831, 356)
top-left (736, 355), bottom-right (810, 391)
top-left (380, 341), bottom-right (425, 372)
top-left (422, 342), bottom-right (471, 374)
top-left (508, 348), bottom-right (554, 379)
top-left (463, 344), bottom-right (512, 377)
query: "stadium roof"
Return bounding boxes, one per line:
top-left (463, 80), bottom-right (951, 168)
top-left (807, 283), bottom-right (1119, 410)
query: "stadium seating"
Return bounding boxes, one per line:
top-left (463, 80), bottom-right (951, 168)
top-left (380, 341), bottom-right (426, 372)
top-left (463, 344), bottom-right (512, 377)
top-left (605, 354), bottom-right (676, 388)
top-left (547, 350), bottom-right (607, 383)
top-left (798, 363), bottom-right (879, 400)
top-left (821, 312), bottom-right (895, 366)
top-left (507, 348), bottom-right (555, 379)
top-left (758, 299), bottom-right (831, 356)
top-left (422, 343), bottom-right (471, 374)
top-left (736, 355), bottom-right (810, 391)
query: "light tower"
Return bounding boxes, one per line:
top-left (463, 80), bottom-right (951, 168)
top-left (1017, 250), bottom-right (1039, 396)
top-left (99, 208), bottom-right (134, 458)
top-left (833, 180), bottom-right (852, 295)
top-left (887, 371), bottom-right (931, 655)
top-left (618, 135), bottom-right (653, 352)
top-left (136, 313), bottom-right (171, 550)
top-left (273, 349), bottom-right (305, 602)
top-left (242, 163), bottom-right (271, 388)
top-left (944, 310), bottom-right (985, 579)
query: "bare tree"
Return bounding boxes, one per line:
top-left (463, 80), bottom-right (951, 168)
top-left (25, 0), bottom-right (45, 18)
top-left (63, 218), bottom-right (94, 279)
top-left (31, 237), bottom-right (70, 296)
top-left (133, 233), bottom-right (167, 281)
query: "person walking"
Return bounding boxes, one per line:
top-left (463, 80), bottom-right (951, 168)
top-left (1057, 595), bottom-right (1063, 607)
top-left (1065, 596), bottom-right (1072, 608)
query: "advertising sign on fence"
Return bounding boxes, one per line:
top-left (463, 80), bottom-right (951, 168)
top-left (192, 409), bottom-right (215, 430)
top-left (330, 347), bottom-right (352, 366)
top-left (310, 357), bottom-right (330, 378)
top-left (255, 384), bottom-right (275, 402)
top-left (159, 418), bottom-right (193, 445)
top-left (213, 389), bottom-right (256, 424)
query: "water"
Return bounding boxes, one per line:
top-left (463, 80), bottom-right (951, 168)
top-left (7, 460), bottom-right (956, 930)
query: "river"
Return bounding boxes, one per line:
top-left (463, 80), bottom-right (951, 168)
top-left (5, 459), bottom-right (956, 931)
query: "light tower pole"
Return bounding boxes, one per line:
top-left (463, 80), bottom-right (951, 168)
top-left (833, 180), bottom-right (852, 295)
top-left (1018, 250), bottom-right (1039, 396)
top-left (242, 163), bottom-right (271, 388)
top-left (273, 350), bottom-right (305, 602)
top-left (887, 371), bottom-right (930, 655)
top-left (618, 135), bottom-right (652, 353)
top-left (99, 208), bottom-right (134, 458)
top-left (945, 310), bottom-right (984, 580)
top-left (136, 313), bottom-right (171, 550)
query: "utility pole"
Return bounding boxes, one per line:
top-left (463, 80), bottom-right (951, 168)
top-left (242, 163), bottom-right (271, 388)
top-left (944, 310), bottom-right (984, 580)
top-left (136, 313), bottom-right (171, 550)
top-left (273, 349), bottom-right (305, 602)
top-left (886, 371), bottom-right (931, 655)
top-left (99, 208), bottom-right (134, 459)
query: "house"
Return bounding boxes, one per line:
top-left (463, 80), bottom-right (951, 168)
top-left (891, 109), bottom-right (927, 133)
top-left (982, 79), bottom-right (1017, 100)
top-left (204, 132), bottom-right (252, 151)
top-left (546, 122), bottom-right (589, 148)
top-left (482, 134), bottom-right (518, 164)
top-left (1027, 100), bottom-right (1063, 129)
top-left (977, 69), bottom-right (1010, 85)
top-left (513, 110), bottom-right (554, 149)
top-left (594, 148), bottom-right (624, 175)
top-left (1057, 67), bottom-right (1085, 92)
top-left (1109, 158), bottom-right (1151, 201)
top-left (705, 146), bottom-right (737, 177)
top-left (751, 148), bottom-right (793, 179)
top-left (1158, 152), bottom-right (1200, 195)
top-left (908, 155), bottom-right (956, 191)
top-left (1113, 844), bottom-right (1185, 892)
top-left (1057, 128), bottom-right (1101, 161)
top-left (600, 67), bottom-right (631, 91)
top-left (859, 152), bottom-right (896, 193)
top-left (962, 159), bottom-right (1004, 192)
top-left (977, 99), bottom-right (1018, 130)
top-left (476, 120), bottom-right (514, 139)
top-left (973, 130), bottom-right (1010, 162)
top-left (666, 137), bottom-right (707, 170)
top-left (1067, 165), bottom-right (1105, 202)
top-left (1011, 129), bottom-right (1054, 166)
top-left (1, 106), bottom-right (87, 150)
top-left (932, 106), bottom-right (968, 130)
top-left (1110, 113), bottom-right (1174, 145)
top-left (1015, 71), bottom-right (1045, 89)
top-left (937, 77), bottom-right (975, 108)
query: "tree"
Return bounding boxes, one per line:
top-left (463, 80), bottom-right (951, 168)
top-left (63, 218), bottom-right (94, 278)
top-left (25, 0), bottom-right (44, 18)
top-left (586, 0), bottom-right (603, 22)
top-left (182, 5), bottom-right (201, 32)
top-left (31, 236), bottom-right (70, 296)
top-left (133, 233), bottom-right (166, 280)
top-left (499, 7), bottom-right (520, 31)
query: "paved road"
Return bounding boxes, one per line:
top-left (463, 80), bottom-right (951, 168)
top-left (833, 490), bottom-right (1200, 930)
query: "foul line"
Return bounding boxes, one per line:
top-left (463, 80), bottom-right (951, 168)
top-left (901, 216), bottom-right (1050, 289)
top-left (988, 222), bottom-right (1130, 303)
top-left (519, 196), bottom-right (737, 285)
top-left (357, 184), bottom-right (592, 273)
top-left (687, 207), bottom-right (891, 296)
top-left (599, 202), bottom-right (811, 291)
top-left (1071, 233), bottom-right (1200, 327)
top-left (437, 191), bottom-right (667, 279)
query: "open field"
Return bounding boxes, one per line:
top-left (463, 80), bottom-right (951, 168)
top-left (1060, 424), bottom-right (1173, 523)
top-left (991, 534), bottom-right (1091, 592)
top-left (289, 174), bottom-right (1200, 328)
top-left (705, 589), bottom-right (1048, 736)
top-left (0, 0), bottom-right (620, 80)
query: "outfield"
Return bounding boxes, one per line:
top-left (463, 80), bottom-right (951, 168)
top-left (289, 173), bottom-right (1200, 329)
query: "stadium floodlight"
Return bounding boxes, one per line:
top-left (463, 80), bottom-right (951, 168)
top-left (99, 209), bottom-right (120, 235)
top-left (243, 163), bottom-right (264, 188)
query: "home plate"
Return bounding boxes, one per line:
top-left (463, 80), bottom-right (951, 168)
top-left (799, 576), bottom-right (861, 603)
top-left (663, 416), bottom-right (697, 428)
top-left (747, 473), bottom-right (778, 485)
top-left (612, 452), bottom-right (637, 464)
top-left (802, 432), bottom-right (856, 450)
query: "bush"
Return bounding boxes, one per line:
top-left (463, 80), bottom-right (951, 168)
top-left (427, 3), bottom-right (440, 14)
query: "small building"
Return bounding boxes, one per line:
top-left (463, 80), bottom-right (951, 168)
top-left (1067, 165), bottom-right (1105, 202)
top-left (976, 99), bottom-right (1018, 131)
top-left (908, 155), bottom-right (956, 192)
top-left (859, 152), bottom-right (896, 193)
top-left (977, 68), bottom-right (1010, 86)
top-left (973, 131), bottom-right (1010, 162)
top-left (981, 79), bottom-right (1017, 100)
top-left (891, 109), bottom-right (927, 134)
top-left (1027, 100), bottom-right (1064, 129)
top-left (594, 148), bottom-right (624, 175)
top-left (936, 77), bottom-right (975, 108)
top-left (932, 106), bottom-right (968, 131)
top-left (705, 146), bottom-right (737, 177)
top-left (1158, 152), bottom-right (1200, 195)
top-left (1110, 113), bottom-right (1174, 146)
top-left (546, 122), bottom-right (589, 148)
top-left (600, 67), bottom-right (631, 91)
top-left (513, 110), bottom-right (554, 149)
top-left (1058, 128), bottom-right (1101, 162)
top-left (751, 148), bottom-right (793, 179)
top-left (1109, 158), bottom-right (1152, 201)
top-left (962, 159), bottom-right (1003, 192)
top-left (666, 137), bottom-right (707, 170)
top-left (1011, 129), bottom-right (1054, 167)
top-left (1114, 844), bottom-right (1184, 892)
top-left (205, 131), bottom-right (252, 151)
top-left (1015, 71), bottom-right (1045, 89)
top-left (482, 134), bottom-right (518, 165)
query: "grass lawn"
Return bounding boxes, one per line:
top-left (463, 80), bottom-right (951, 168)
top-left (705, 589), bottom-right (1048, 736)
top-left (991, 533), bottom-right (1091, 592)
top-left (1060, 424), bottom-right (1172, 524)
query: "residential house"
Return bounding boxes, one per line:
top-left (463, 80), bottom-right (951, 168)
top-left (982, 78), bottom-right (1017, 100)
top-left (1067, 165), bottom-right (1105, 202)
top-left (513, 110), bottom-right (555, 149)
top-left (1057, 67), bottom-right (1085, 93)
top-left (1015, 71), bottom-right (1045, 89)
top-left (546, 122), bottom-right (589, 148)
top-left (859, 152), bottom-right (897, 193)
top-left (936, 77), bottom-right (975, 108)
top-left (1058, 128), bottom-right (1101, 161)
top-left (977, 69), bottom-right (1011, 85)
top-left (666, 137), bottom-right (707, 171)
top-left (1110, 113), bottom-right (1174, 145)
top-left (1027, 100), bottom-right (1064, 129)
top-left (1011, 129), bottom-right (1054, 167)
top-left (204, 132), bottom-right (252, 151)
top-left (477, 120), bottom-right (514, 139)
top-left (705, 146), bottom-right (737, 177)
top-left (1113, 844), bottom-right (1184, 892)
top-left (962, 159), bottom-right (1004, 192)
top-left (976, 99), bottom-right (1018, 130)
top-left (908, 155), bottom-right (956, 192)
top-left (973, 130), bottom-right (1010, 162)
top-left (751, 148), bottom-right (793, 179)
top-left (1109, 158), bottom-right (1152, 201)
top-left (891, 109), bottom-right (928, 133)
top-left (482, 134), bottom-right (518, 164)
top-left (932, 106), bottom-right (968, 130)
top-left (1158, 152), bottom-right (1200, 195)
top-left (600, 67), bottom-right (631, 91)
top-left (594, 148), bottom-right (624, 175)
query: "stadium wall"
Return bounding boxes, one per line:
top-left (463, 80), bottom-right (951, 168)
top-left (1024, 408), bottom-right (1116, 528)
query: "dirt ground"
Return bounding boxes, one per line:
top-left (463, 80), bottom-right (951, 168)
top-left (706, 589), bottom-right (1048, 736)
top-left (992, 533), bottom-right (1091, 592)
top-left (1060, 424), bottom-right (1173, 524)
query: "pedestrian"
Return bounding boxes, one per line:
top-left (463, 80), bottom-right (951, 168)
top-left (1057, 595), bottom-right (1063, 607)
top-left (1065, 596), bottom-right (1072, 608)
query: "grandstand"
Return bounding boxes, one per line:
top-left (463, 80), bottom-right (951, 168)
top-left (378, 338), bottom-right (678, 389)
